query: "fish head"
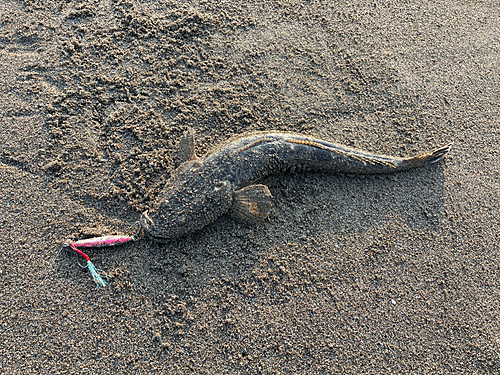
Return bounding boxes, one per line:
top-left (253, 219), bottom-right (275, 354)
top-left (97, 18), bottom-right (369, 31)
top-left (141, 164), bottom-right (233, 241)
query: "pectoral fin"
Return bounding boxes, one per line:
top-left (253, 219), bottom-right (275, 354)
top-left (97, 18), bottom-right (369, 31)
top-left (175, 128), bottom-right (198, 167)
top-left (231, 184), bottom-right (273, 221)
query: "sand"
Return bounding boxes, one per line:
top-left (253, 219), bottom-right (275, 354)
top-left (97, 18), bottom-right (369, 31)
top-left (1, 0), bottom-right (500, 373)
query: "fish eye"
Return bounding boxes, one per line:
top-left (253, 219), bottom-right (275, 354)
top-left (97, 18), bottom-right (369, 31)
top-left (214, 181), bottom-right (229, 191)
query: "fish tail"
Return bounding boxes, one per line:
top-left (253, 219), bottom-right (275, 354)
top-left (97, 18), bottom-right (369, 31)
top-left (401, 142), bottom-right (453, 169)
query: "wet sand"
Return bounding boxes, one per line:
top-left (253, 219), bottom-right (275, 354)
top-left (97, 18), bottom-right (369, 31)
top-left (1, 1), bottom-right (500, 373)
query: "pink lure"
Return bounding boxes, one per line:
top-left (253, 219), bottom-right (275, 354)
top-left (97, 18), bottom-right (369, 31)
top-left (70, 235), bottom-right (133, 248)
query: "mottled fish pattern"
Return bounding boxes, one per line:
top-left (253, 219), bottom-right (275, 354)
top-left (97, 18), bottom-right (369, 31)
top-left (141, 130), bottom-right (451, 241)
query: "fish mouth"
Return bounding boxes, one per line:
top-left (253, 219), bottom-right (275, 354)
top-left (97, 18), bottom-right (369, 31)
top-left (140, 211), bottom-right (170, 242)
top-left (140, 211), bottom-right (155, 233)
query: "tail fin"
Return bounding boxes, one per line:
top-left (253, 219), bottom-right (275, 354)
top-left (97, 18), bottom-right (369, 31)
top-left (404, 142), bottom-right (453, 168)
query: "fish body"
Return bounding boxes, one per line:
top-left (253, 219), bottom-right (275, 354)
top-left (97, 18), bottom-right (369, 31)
top-left (141, 131), bottom-right (451, 241)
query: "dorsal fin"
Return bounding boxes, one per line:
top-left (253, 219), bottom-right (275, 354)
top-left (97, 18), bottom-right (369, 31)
top-left (174, 128), bottom-right (198, 168)
top-left (285, 139), bottom-right (396, 168)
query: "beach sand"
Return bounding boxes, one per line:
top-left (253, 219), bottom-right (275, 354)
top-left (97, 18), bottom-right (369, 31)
top-left (1, 0), bottom-right (500, 373)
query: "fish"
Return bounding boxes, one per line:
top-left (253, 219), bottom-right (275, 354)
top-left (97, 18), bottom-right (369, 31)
top-left (141, 129), bottom-right (451, 242)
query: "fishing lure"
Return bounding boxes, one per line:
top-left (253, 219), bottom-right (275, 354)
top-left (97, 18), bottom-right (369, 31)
top-left (65, 226), bottom-right (142, 288)
top-left (69, 235), bottom-right (135, 248)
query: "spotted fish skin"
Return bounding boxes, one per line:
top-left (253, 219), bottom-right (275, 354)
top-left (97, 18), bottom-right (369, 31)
top-left (141, 131), bottom-right (452, 242)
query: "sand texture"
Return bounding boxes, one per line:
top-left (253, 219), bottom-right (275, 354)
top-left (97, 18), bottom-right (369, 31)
top-left (1, 0), bottom-right (500, 373)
